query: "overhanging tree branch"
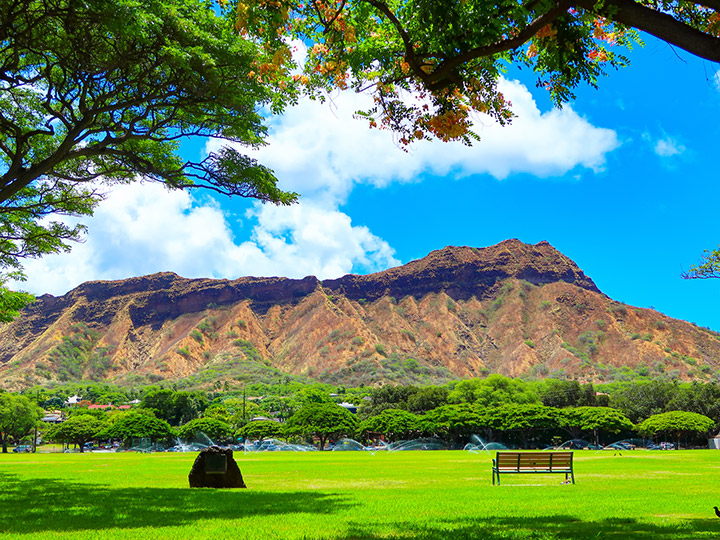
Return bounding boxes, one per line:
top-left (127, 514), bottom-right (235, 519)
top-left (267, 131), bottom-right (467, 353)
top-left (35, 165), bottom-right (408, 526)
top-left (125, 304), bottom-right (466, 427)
top-left (576, 0), bottom-right (720, 62)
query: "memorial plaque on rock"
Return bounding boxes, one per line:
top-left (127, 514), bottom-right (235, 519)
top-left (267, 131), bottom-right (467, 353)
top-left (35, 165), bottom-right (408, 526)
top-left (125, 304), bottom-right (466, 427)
top-left (205, 453), bottom-right (227, 474)
top-left (188, 446), bottom-right (246, 488)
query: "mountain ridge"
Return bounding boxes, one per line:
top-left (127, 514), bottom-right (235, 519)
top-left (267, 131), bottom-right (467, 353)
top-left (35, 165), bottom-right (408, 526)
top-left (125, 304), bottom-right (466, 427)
top-left (1, 239), bottom-right (718, 390)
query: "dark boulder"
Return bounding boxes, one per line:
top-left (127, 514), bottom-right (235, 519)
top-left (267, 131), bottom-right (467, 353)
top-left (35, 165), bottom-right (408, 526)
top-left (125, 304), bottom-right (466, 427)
top-left (188, 446), bottom-right (246, 489)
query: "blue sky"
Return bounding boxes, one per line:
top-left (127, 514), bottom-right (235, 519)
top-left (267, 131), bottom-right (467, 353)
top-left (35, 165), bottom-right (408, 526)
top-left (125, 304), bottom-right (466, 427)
top-left (18, 36), bottom-right (720, 331)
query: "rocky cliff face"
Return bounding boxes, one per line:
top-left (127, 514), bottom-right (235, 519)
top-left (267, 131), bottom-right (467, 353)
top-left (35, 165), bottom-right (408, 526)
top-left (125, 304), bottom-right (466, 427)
top-left (1, 239), bottom-right (719, 390)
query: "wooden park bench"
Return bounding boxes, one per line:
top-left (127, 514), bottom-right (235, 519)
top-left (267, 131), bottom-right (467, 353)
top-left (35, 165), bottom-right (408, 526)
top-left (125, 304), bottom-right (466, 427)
top-left (492, 451), bottom-right (574, 485)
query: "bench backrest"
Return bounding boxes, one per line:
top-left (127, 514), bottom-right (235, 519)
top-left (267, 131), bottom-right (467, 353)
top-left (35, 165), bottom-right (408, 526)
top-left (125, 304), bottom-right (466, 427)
top-left (494, 451), bottom-right (573, 471)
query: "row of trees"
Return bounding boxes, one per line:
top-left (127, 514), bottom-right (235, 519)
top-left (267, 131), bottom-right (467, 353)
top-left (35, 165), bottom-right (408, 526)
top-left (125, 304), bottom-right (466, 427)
top-left (41, 401), bottom-right (716, 452)
top-left (239, 403), bottom-right (715, 450)
top-left (8, 376), bottom-right (720, 452)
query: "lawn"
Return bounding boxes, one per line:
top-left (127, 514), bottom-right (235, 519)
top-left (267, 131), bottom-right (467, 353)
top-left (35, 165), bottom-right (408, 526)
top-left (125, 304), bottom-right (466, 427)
top-left (1, 449), bottom-right (720, 539)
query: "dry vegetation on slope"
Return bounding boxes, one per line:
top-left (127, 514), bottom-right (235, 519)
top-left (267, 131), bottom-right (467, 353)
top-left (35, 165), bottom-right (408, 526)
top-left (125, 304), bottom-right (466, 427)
top-left (1, 239), bottom-right (719, 390)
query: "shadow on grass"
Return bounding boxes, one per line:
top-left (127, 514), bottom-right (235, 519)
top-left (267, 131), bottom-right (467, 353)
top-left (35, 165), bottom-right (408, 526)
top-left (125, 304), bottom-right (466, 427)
top-left (338, 514), bottom-right (720, 539)
top-left (0, 472), bottom-right (353, 534)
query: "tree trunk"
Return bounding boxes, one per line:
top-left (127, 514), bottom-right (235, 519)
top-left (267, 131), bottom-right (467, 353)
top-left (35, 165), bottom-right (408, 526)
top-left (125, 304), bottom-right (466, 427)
top-left (1, 433), bottom-right (7, 453)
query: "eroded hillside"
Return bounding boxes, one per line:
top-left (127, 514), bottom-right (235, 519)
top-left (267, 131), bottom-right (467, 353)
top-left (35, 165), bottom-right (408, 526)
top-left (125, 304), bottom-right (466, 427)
top-left (1, 239), bottom-right (718, 389)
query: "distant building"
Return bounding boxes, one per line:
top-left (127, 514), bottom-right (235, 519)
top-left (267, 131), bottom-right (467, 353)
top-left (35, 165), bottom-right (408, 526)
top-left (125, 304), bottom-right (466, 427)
top-left (338, 402), bottom-right (358, 414)
top-left (65, 395), bottom-right (82, 406)
top-left (41, 411), bottom-right (64, 423)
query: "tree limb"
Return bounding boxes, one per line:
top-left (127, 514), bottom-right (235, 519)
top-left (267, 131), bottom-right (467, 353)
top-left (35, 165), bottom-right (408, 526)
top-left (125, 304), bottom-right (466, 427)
top-left (576, 0), bottom-right (720, 62)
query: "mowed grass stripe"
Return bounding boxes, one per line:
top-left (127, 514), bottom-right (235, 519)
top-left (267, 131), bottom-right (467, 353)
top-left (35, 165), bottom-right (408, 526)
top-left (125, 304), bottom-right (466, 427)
top-left (1, 450), bottom-right (720, 539)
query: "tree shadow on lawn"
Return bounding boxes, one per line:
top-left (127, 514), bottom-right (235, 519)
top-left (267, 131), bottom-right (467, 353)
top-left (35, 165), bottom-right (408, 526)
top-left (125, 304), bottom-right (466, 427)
top-left (0, 472), bottom-right (353, 534)
top-left (339, 514), bottom-right (720, 539)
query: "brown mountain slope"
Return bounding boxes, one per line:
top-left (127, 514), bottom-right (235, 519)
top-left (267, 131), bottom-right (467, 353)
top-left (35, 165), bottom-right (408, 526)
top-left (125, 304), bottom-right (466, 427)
top-left (1, 239), bottom-right (719, 390)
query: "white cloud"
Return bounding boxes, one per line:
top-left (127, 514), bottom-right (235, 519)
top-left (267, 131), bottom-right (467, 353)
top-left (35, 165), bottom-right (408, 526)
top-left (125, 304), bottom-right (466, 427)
top-left (210, 77), bottom-right (619, 204)
top-left (654, 137), bottom-right (685, 157)
top-left (16, 183), bottom-right (398, 296)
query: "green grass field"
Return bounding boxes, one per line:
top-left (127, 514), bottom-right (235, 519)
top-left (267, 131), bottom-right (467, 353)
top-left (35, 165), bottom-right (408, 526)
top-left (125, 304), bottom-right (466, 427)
top-left (1, 449), bottom-right (720, 539)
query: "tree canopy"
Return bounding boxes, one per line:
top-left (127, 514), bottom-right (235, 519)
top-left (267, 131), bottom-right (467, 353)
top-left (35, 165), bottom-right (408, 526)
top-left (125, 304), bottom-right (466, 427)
top-left (140, 388), bottom-right (209, 425)
top-left (285, 403), bottom-right (358, 450)
top-left (448, 375), bottom-right (539, 407)
top-left (0, 393), bottom-right (42, 452)
top-left (98, 411), bottom-right (175, 444)
top-left (176, 417), bottom-right (234, 443)
top-left (358, 408), bottom-right (419, 441)
top-left (418, 403), bottom-right (484, 442)
top-left (636, 410), bottom-right (715, 444)
top-left (237, 419), bottom-right (284, 442)
top-left (46, 413), bottom-right (107, 451)
top-left (484, 403), bottom-right (557, 447)
top-left (236, 0), bottom-right (720, 147)
top-left (557, 406), bottom-right (634, 444)
top-left (0, 0), bottom-right (300, 318)
top-left (682, 248), bottom-right (720, 280)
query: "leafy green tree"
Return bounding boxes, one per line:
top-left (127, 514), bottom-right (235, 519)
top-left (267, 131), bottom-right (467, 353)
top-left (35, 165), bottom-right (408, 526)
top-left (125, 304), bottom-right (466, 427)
top-left (558, 407), bottom-right (634, 445)
top-left (98, 411), bottom-right (174, 445)
top-left (46, 414), bottom-right (106, 452)
top-left (256, 395), bottom-right (300, 421)
top-left (666, 382), bottom-right (720, 424)
top-left (0, 393), bottom-right (42, 452)
top-left (296, 385), bottom-right (335, 405)
top-left (406, 386), bottom-right (449, 413)
top-left (42, 396), bottom-right (65, 410)
top-left (140, 388), bottom-right (176, 421)
top-left (172, 391), bottom-right (210, 425)
top-left (682, 249), bottom-right (720, 279)
top-left (0, 274), bottom-right (34, 323)
top-left (358, 409), bottom-right (419, 442)
top-left (636, 411), bottom-right (715, 447)
top-left (237, 420), bottom-right (284, 443)
top-left (357, 385), bottom-right (418, 419)
top-left (538, 380), bottom-right (597, 408)
top-left (203, 404), bottom-right (233, 424)
top-left (609, 380), bottom-right (678, 423)
top-left (176, 418), bottom-right (234, 443)
top-left (141, 388), bottom-right (208, 425)
top-left (285, 403), bottom-right (358, 450)
top-left (0, 0), bottom-right (298, 318)
top-left (448, 375), bottom-right (539, 407)
top-left (417, 404), bottom-right (484, 443)
top-left (484, 403), bottom-right (557, 448)
top-left (236, 0), bottom-right (720, 146)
